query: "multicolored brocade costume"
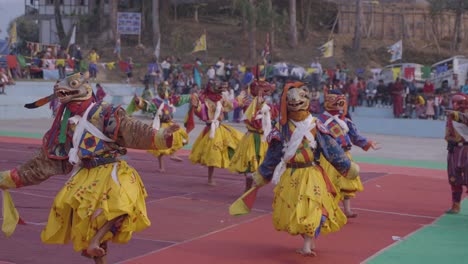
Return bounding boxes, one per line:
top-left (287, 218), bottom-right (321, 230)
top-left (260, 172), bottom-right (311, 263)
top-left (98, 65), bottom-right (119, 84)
top-left (189, 84), bottom-right (244, 168)
top-left (229, 81), bottom-right (278, 174)
top-left (445, 110), bottom-right (468, 204)
top-left (0, 73), bottom-right (173, 252)
top-left (317, 111), bottom-right (371, 198)
top-left (249, 83), bottom-right (357, 238)
top-left (129, 90), bottom-right (190, 156)
top-left (255, 117), bottom-right (350, 237)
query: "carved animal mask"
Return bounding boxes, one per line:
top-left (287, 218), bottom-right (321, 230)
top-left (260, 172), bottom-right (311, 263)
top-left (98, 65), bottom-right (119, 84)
top-left (286, 86), bottom-right (310, 112)
top-left (250, 80), bottom-right (275, 97)
top-left (54, 72), bottom-right (93, 104)
top-left (324, 93), bottom-right (346, 112)
top-left (452, 94), bottom-right (468, 111)
top-left (157, 81), bottom-right (171, 99)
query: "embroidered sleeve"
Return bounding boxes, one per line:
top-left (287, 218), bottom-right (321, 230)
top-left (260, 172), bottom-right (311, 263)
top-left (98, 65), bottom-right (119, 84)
top-left (316, 130), bottom-right (351, 175)
top-left (114, 109), bottom-right (172, 150)
top-left (14, 148), bottom-right (72, 187)
top-left (257, 133), bottom-right (284, 181)
top-left (454, 111), bottom-right (468, 125)
top-left (172, 94), bottom-right (191, 107)
top-left (346, 119), bottom-right (369, 150)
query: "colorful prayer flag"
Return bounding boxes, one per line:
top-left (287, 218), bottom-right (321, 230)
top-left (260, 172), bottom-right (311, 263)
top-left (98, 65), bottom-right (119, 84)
top-left (192, 34), bottom-right (207, 53)
top-left (8, 22), bottom-right (17, 47)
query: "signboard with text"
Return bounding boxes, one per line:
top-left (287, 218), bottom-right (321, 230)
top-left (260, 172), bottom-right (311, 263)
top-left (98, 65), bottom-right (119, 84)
top-left (117, 12), bottom-right (141, 35)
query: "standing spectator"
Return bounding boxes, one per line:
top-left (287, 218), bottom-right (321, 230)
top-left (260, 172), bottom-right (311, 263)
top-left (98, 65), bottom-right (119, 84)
top-left (340, 62), bottom-right (349, 83)
top-left (72, 45), bottom-right (82, 73)
top-left (392, 78), bottom-right (405, 118)
top-left (125, 57), bottom-right (134, 83)
top-left (206, 65), bottom-right (216, 80)
top-left (357, 77), bottom-right (366, 106)
top-left (434, 91), bottom-right (443, 120)
top-left (348, 79), bottom-right (358, 112)
top-left (225, 60), bottom-right (233, 81)
top-left (161, 57), bottom-right (171, 81)
top-left (422, 80), bottom-right (435, 97)
top-left (193, 58), bottom-right (203, 88)
top-left (461, 79), bottom-right (468, 95)
top-left (375, 80), bottom-right (386, 107)
top-left (242, 67), bottom-right (254, 89)
top-left (309, 87), bottom-right (321, 114)
top-left (96, 83), bottom-right (106, 103)
top-left (87, 48), bottom-right (100, 81)
top-left (365, 77), bottom-right (377, 107)
top-left (215, 57), bottom-right (225, 81)
top-left (56, 46), bottom-right (67, 79)
top-left (426, 95), bottom-right (435, 120)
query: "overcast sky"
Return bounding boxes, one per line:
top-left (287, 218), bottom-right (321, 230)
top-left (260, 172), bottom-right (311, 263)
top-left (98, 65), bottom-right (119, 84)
top-left (0, 0), bottom-right (25, 39)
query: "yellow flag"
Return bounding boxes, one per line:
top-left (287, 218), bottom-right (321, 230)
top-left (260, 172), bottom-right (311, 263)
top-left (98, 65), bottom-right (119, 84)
top-left (2, 190), bottom-right (19, 237)
top-left (392, 67), bottom-right (401, 81)
top-left (320, 39), bottom-right (334, 58)
top-left (192, 34), bottom-right (207, 53)
top-left (9, 22), bottom-right (17, 46)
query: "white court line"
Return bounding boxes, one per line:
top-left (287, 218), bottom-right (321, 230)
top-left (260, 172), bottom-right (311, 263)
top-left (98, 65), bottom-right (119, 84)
top-left (8, 190), bottom-right (55, 199)
top-left (361, 214), bottom-right (442, 264)
top-left (132, 236), bottom-right (178, 244)
top-left (352, 207), bottom-right (437, 220)
top-left (0, 219), bottom-right (47, 226)
top-left (115, 214), bottom-right (269, 264)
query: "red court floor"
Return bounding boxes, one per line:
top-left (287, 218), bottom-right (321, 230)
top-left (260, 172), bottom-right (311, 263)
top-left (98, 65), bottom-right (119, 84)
top-left (0, 136), bottom-right (449, 264)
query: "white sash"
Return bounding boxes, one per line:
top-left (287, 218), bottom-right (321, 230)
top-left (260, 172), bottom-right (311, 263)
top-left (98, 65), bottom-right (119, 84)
top-left (271, 115), bottom-right (317, 185)
top-left (67, 103), bottom-right (115, 166)
top-left (453, 121), bottom-right (468, 141)
top-left (210, 101), bottom-right (223, 139)
top-left (255, 103), bottom-right (272, 142)
top-left (323, 111), bottom-right (349, 133)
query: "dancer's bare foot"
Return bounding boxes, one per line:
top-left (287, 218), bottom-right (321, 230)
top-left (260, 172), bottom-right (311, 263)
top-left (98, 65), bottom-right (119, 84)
top-left (86, 243), bottom-right (106, 258)
top-left (345, 211), bottom-right (358, 218)
top-left (159, 168), bottom-right (166, 173)
top-left (170, 155), bottom-right (183, 162)
top-left (208, 180), bottom-right (217, 186)
top-left (296, 248), bottom-right (317, 257)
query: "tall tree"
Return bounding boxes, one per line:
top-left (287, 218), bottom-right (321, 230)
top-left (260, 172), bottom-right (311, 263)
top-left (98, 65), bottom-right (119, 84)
top-left (452, 0), bottom-right (464, 51)
top-left (289, 0), bottom-right (298, 47)
top-left (152, 0), bottom-right (161, 47)
top-left (98, 0), bottom-right (106, 32)
top-left (352, 0), bottom-right (362, 50)
top-left (267, 0), bottom-right (275, 51)
top-left (54, 0), bottom-right (66, 46)
top-left (301, 0), bottom-right (313, 41)
top-left (110, 0), bottom-right (119, 42)
top-left (248, 0), bottom-right (257, 64)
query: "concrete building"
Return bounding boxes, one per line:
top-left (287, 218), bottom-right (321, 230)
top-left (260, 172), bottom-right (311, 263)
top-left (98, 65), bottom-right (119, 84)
top-left (23, 0), bottom-right (109, 44)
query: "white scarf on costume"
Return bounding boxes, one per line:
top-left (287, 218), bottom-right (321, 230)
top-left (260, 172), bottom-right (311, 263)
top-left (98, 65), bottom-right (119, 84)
top-left (255, 103), bottom-right (272, 142)
top-left (67, 103), bottom-right (120, 185)
top-left (453, 121), bottom-right (468, 141)
top-left (323, 111), bottom-right (349, 133)
top-left (210, 101), bottom-right (223, 139)
top-left (152, 97), bottom-right (176, 130)
top-left (271, 115), bottom-right (317, 185)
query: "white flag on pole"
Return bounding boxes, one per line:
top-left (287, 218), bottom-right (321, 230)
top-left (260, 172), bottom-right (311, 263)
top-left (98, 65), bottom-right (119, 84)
top-left (388, 40), bottom-right (402, 62)
top-left (154, 35), bottom-right (161, 61)
top-left (68, 25), bottom-right (76, 47)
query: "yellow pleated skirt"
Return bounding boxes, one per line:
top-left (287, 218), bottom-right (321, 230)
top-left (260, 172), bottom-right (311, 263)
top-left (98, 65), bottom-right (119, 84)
top-left (228, 131), bottom-right (268, 173)
top-left (189, 124), bottom-right (243, 168)
top-left (148, 122), bottom-right (189, 156)
top-left (319, 151), bottom-right (364, 199)
top-left (40, 160), bottom-right (150, 252)
top-left (272, 166), bottom-right (347, 237)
